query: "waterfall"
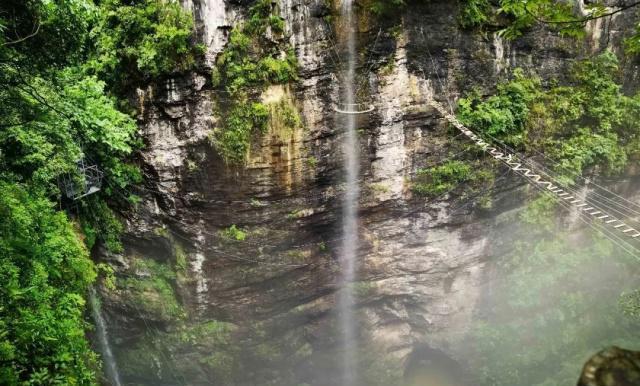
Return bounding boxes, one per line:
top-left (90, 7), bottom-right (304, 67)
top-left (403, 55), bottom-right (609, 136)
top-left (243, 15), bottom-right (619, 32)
top-left (337, 0), bottom-right (359, 384)
top-left (89, 287), bottom-right (122, 386)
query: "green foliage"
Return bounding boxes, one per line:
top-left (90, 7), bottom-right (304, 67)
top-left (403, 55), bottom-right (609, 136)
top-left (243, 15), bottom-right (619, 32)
top-left (0, 0), bottom-right (196, 382)
top-left (458, 68), bottom-right (540, 148)
top-left (270, 99), bottom-right (302, 131)
top-left (413, 160), bottom-right (473, 196)
top-left (0, 2), bottom-right (144, 253)
top-left (625, 25), bottom-right (640, 55)
top-left (620, 290), bottom-right (640, 321)
top-left (533, 52), bottom-right (638, 177)
top-left (457, 0), bottom-right (491, 29)
top-left (466, 225), bottom-right (640, 386)
top-left (498, 0), bottom-right (582, 39)
top-left (88, 0), bottom-right (198, 91)
top-left (378, 57), bottom-right (396, 76)
top-left (211, 0), bottom-right (298, 163)
top-left (458, 52), bottom-right (640, 180)
top-left (213, 102), bottom-right (270, 163)
top-left (0, 0), bottom-right (93, 73)
top-left (466, 194), bottom-right (640, 386)
top-left (0, 66), bottom-right (140, 252)
top-left (458, 0), bottom-right (616, 39)
top-left (0, 69), bottom-right (139, 188)
top-left (0, 182), bottom-right (98, 385)
top-left (174, 243), bottom-right (188, 273)
top-left (519, 195), bottom-right (556, 232)
top-left (212, 0), bottom-right (297, 95)
top-left (96, 263), bottom-right (117, 291)
top-left (80, 199), bottom-right (126, 253)
top-left (367, 0), bottom-right (406, 17)
top-left (412, 160), bottom-right (492, 197)
top-left (221, 225), bottom-right (248, 241)
top-left (306, 156), bottom-right (318, 168)
top-left (212, 28), bottom-right (277, 93)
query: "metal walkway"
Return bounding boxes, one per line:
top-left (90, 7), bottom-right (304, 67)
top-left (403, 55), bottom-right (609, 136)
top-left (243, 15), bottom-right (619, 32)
top-left (429, 99), bottom-right (640, 239)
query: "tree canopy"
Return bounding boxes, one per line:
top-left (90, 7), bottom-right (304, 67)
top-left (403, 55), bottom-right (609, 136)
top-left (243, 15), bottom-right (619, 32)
top-left (0, 0), bottom-right (196, 384)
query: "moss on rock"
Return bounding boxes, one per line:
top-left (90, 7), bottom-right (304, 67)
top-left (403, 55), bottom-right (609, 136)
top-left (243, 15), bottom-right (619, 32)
top-left (117, 257), bottom-right (185, 321)
top-left (210, 0), bottom-right (299, 164)
top-left (119, 320), bottom-right (238, 384)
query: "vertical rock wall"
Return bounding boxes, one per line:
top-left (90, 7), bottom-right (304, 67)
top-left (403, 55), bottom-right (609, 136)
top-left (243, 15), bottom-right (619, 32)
top-left (96, 1), bottom-right (640, 385)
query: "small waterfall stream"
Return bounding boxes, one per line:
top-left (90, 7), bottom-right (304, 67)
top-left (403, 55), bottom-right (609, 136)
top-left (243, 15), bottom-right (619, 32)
top-left (337, 0), bottom-right (359, 384)
top-left (89, 287), bottom-right (122, 386)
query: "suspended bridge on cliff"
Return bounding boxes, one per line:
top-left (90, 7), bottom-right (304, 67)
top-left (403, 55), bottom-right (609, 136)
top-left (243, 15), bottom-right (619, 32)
top-left (428, 98), bottom-right (640, 240)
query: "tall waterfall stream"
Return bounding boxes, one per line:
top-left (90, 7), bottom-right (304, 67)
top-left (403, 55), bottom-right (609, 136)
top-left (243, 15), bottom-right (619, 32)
top-left (337, 0), bottom-right (360, 384)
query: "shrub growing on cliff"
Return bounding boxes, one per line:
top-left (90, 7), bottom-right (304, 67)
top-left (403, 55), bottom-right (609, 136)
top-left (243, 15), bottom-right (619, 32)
top-left (413, 160), bottom-right (473, 196)
top-left (212, 0), bottom-right (297, 95)
top-left (457, 52), bottom-right (640, 179)
top-left (213, 102), bottom-right (270, 163)
top-left (88, 0), bottom-right (201, 91)
top-left (118, 320), bottom-right (237, 384)
top-left (620, 290), bottom-right (640, 320)
top-left (211, 0), bottom-right (299, 163)
top-left (458, 0), bottom-right (492, 28)
top-left (457, 68), bottom-right (540, 148)
top-left (412, 159), bottom-right (493, 197)
top-left (221, 224), bottom-right (248, 241)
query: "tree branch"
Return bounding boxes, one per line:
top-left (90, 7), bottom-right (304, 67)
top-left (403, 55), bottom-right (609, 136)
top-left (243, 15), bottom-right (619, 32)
top-left (0, 119), bottom-right (36, 129)
top-left (10, 69), bottom-right (73, 121)
top-left (3, 20), bottom-right (40, 46)
top-left (526, 1), bottom-right (640, 25)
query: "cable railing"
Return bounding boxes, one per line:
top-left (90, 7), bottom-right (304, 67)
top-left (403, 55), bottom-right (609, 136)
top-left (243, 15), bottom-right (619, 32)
top-left (429, 99), bottom-right (640, 240)
top-left (333, 102), bottom-right (375, 114)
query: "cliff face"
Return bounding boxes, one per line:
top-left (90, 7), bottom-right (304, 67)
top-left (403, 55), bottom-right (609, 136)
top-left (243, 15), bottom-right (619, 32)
top-left (95, 1), bottom-right (640, 385)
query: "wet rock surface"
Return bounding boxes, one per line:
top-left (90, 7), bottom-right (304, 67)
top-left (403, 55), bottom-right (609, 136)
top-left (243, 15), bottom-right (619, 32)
top-left (95, 1), bottom-right (640, 385)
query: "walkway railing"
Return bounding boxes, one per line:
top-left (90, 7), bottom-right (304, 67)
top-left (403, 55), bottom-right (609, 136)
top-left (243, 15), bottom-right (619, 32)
top-left (334, 102), bottom-right (375, 114)
top-left (429, 99), bottom-right (640, 239)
